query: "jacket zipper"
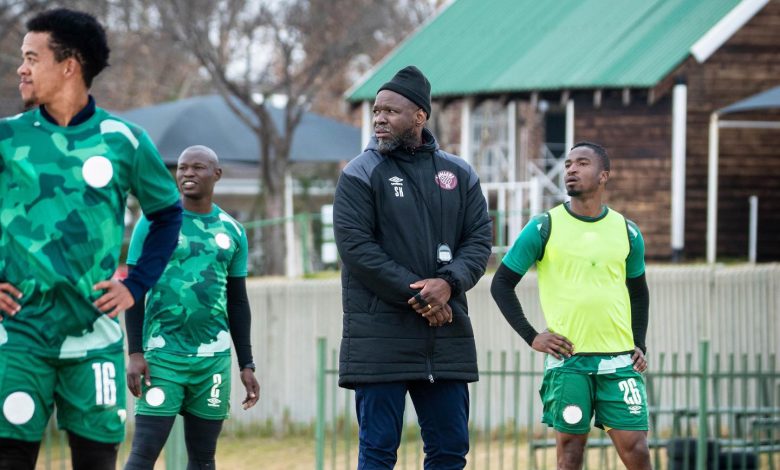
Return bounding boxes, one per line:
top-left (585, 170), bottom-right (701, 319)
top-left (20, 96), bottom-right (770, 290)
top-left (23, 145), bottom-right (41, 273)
top-left (426, 327), bottom-right (435, 383)
top-left (397, 155), bottom-right (438, 383)
top-left (426, 154), bottom-right (438, 384)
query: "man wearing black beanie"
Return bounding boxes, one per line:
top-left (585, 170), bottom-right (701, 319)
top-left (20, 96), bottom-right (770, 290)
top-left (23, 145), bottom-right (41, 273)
top-left (333, 65), bottom-right (492, 469)
top-left (377, 65), bottom-right (432, 118)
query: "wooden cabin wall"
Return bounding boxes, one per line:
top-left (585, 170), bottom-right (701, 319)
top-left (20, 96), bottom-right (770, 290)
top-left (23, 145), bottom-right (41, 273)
top-left (678, 0), bottom-right (780, 261)
top-left (574, 94), bottom-right (674, 260)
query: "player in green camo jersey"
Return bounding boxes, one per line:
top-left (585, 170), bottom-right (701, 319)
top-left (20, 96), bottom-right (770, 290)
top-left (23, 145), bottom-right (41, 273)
top-left (0, 9), bottom-right (182, 470)
top-left (491, 142), bottom-right (651, 470)
top-left (124, 145), bottom-right (259, 469)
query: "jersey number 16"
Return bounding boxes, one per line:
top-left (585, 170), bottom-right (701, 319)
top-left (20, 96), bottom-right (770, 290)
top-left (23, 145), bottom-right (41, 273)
top-left (91, 362), bottom-right (117, 406)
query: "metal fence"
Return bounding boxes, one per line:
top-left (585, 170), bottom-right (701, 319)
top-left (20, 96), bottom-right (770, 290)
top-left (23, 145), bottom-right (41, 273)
top-left (315, 339), bottom-right (780, 470)
top-left (243, 212), bottom-right (330, 277)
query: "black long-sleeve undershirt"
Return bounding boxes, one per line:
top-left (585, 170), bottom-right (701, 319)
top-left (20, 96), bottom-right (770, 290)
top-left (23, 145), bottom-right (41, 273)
top-left (124, 265), bottom-right (144, 355)
top-left (491, 263), bottom-right (650, 353)
top-left (626, 273), bottom-right (649, 354)
top-left (490, 263), bottom-right (538, 346)
top-left (226, 276), bottom-right (254, 368)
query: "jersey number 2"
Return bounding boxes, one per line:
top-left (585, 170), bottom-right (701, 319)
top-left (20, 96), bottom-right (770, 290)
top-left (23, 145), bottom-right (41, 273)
top-left (210, 374), bottom-right (222, 399)
top-left (91, 362), bottom-right (116, 406)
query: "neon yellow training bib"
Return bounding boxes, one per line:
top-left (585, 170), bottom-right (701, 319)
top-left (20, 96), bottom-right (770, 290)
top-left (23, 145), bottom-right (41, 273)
top-left (536, 204), bottom-right (634, 354)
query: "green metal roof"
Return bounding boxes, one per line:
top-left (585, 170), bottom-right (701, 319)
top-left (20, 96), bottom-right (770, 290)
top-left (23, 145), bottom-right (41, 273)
top-left (347, 0), bottom-right (741, 101)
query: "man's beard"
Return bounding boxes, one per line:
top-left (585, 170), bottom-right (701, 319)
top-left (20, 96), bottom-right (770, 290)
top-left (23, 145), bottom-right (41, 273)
top-left (566, 188), bottom-right (582, 197)
top-left (376, 126), bottom-right (417, 154)
top-left (21, 95), bottom-right (37, 110)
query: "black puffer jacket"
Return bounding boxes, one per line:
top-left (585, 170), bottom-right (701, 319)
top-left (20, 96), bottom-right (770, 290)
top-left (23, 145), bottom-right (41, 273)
top-left (333, 129), bottom-right (492, 388)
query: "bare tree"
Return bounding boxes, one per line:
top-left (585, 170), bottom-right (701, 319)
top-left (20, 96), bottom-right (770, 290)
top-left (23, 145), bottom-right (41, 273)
top-left (158, 0), bottom-right (434, 275)
top-left (91, 0), bottom-right (209, 109)
top-left (73, 0), bottom-right (209, 109)
top-left (0, 0), bottom-right (52, 40)
top-left (0, 0), bottom-right (209, 113)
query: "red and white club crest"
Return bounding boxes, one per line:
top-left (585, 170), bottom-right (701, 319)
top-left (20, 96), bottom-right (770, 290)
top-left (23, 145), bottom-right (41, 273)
top-left (435, 170), bottom-right (458, 190)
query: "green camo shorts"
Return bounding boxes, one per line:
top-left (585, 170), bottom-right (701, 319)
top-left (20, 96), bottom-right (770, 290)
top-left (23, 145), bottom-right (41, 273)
top-left (540, 354), bottom-right (648, 434)
top-left (0, 348), bottom-right (127, 443)
top-left (135, 351), bottom-right (231, 420)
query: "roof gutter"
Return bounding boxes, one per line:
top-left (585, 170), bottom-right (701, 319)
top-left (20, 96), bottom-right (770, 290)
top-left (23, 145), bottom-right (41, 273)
top-left (690, 0), bottom-right (768, 63)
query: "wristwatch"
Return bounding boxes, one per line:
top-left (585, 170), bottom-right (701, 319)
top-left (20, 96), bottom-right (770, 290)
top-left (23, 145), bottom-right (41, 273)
top-left (242, 362), bottom-right (256, 372)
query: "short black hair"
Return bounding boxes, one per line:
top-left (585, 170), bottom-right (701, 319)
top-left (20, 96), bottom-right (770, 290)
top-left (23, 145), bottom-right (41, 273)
top-left (26, 8), bottom-right (110, 88)
top-left (571, 141), bottom-right (610, 171)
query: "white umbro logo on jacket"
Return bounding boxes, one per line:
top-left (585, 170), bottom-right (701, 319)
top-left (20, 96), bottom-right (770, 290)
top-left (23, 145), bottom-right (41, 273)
top-left (389, 176), bottom-right (404, 197)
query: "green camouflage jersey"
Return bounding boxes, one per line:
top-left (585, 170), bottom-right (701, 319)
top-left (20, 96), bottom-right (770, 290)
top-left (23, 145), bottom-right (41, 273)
top-left (0, 107), bottom-right (179, 359)
top-left (127, 204), bottom-right (248, 357)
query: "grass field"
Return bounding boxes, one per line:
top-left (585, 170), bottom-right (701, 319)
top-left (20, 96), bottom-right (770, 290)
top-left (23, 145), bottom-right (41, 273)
top-left (34, 432), bottom-right (646, 469)
top-left (35, 432), bottom-right (583, 469)
top-left (36, 431), bottom-right (780, 469)
top-left (36, 434), bottom-right (314, 470)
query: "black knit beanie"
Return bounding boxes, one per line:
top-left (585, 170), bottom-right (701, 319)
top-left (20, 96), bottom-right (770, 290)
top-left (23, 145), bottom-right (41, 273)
top-left (378, 65), bottom-right (431, 118)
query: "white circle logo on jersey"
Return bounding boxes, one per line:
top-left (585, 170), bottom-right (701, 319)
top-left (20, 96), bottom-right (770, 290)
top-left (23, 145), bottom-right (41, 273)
top-left (82, 156), bottom-right (114, 188)
top-left (562, 405), bottom-right (583, 424)
top-left (145, 387), bottom-right (165, 407)
top-left (3, 391), bottom-right (35, 425)
top-left (215, 233), bottom-right (231, 249)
